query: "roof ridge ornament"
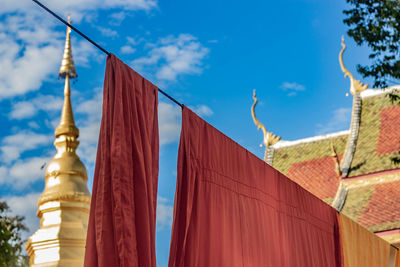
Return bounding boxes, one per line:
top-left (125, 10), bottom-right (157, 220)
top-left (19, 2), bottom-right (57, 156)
top-left (339, 36), bottom-right (368, 95)
top-left (339, 36), bottom-right (364, 177)
top-left (251, 90), bottom-right (280, 163)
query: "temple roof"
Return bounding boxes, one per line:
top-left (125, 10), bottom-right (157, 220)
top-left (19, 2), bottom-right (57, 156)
top-left (271, 87), bottom-right (400, 233)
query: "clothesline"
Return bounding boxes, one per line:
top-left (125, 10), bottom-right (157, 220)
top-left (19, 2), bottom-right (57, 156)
top-left (31, 0), bottom-right (184, 109)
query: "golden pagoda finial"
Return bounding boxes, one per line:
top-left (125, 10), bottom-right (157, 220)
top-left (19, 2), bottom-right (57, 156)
top-left (55, 14), bottom-right (79, 139)
top-left (251, 89), bottom-right (281, 149)
top-left (339, 36), bottom-right (368, 95)
top-left (59, 13), bottom-right (77, 79)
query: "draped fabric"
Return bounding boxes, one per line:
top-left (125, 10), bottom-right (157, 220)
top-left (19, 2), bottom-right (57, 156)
top-left (390, 246), bottom-right (399, 267)
top-left (169, 107), bottom-right (342, 267)
top-left (84, 54), bottom-right (159, 267)
top-left (339, 214), bottom-right (390, 267)
top-left (396, 249), bottom-right (400, 267)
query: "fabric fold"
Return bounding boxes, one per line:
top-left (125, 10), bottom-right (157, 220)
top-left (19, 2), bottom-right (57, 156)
top-left (169, 107), bottom-right (342, 267)
top-left (339, 213), bottom-right (391, 267)
top-left (84, 54), bottom-right (159, 267)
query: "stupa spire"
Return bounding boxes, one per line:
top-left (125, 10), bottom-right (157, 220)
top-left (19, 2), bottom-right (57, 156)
top-left (26, 15), bottom-right (90, 266)
top-left (56, 14), bottom-right (79, 139)
top-left (59, 14), bottom-right (77, 79)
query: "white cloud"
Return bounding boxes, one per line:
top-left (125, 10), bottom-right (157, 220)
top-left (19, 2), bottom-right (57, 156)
top-left (6, 192), bottom-right (42, 240)
top-left (0, 41), bottom-right (61, 99)
top-left (73, 38), bottom-right (101, 67)
top-left (97, 27), bottom-right (118, 38)
top-left (127, 36), bottom-right (145, 46)
top-left (1, 0), bottom-right (158, 17)
top-left (120, 45), bottom-right (136, 54)
top-left (28, 122), bottom-right (40, 130)
top-left (316, 107), bottom-right (352, 135)
top-left (75, 90), bottom-right (103, 164)
top-left (132, 34), bottom-right (209, 81)
top-left (190, 104), bottom-right (213, 117)
top-left (1, 131), bottom-right (51, 163)
top-left (0, 0), bottom-right (154, 100)
top-left (280, 82), bottom-right (306, 96)
top-left (156, 196), bottom-right (173, 230)
top-left (10, 95), bottom-right (63, 119)
top-left (109, 11), bottom-right (127, 25)
top-left (0, 13), bottom-right (63, 99)
top-left (0, 11), bottom-right (100, 100)
top-left (157, 103), bottom-right (212, 145)
top-left (0, 166), bottom-right (7, 185)
top-left (1, 156), bottom-right (49, 189)
top-left (281, 82), bottom-right (306, 91)
top-left (158, 102), bottom-right (181, 145)
top-left (9, 101), bottom-right (36, 119)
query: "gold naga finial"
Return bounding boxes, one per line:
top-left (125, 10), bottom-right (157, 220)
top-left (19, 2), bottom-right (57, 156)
top-left (251, 90), bottom-right (281, 148)
top-left (59, 13), bottom-right (77, 79)
top-left (55, 15), bottom-right (79, 139)
top-left (339, 36), bottom-right (368, 95)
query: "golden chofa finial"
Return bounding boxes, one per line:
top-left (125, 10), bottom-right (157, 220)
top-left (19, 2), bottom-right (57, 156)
top-left (59, 14), bottom-right (77, 79)
top-left (339, 36), bottom-right (368, 95)
top-left (251, 90), bottom-right (281, 155)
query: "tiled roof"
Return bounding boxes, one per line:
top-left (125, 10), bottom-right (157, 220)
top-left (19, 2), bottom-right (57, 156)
top-left (338, 174), bottom-right (400, 233)
top-left (347, 92), bottom-right (400, 177)
top-left (272, 133), bottom-right (348, 203)
top-left (377, 106), bottom-right (400, 155)
top-left (272, 90), bottom-right (400, 178)
top-left (286, 156), bottom-right (341, 199)
top-left (271, 89), bottom-right (400, 233)
top-left (358, 181), bottom-right (400, 231)
top-left (341, 183), bottom-right (376, 222)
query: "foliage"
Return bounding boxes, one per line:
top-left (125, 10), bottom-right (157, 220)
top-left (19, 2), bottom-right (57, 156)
top-left (0, 201), bottom-right (29, 267)
top-left (343, 0), bottom-right (400, 91)
top-left (344, 1), bottom-right (400, 165)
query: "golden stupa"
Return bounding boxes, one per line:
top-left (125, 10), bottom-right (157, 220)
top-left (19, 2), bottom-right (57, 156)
top-left (25, 15), bottom-right (91, 266)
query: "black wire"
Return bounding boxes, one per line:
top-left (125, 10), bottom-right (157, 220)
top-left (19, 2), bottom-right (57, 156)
top-left (31, 0), bottom-right (184, 109)
top-left (32, 0), bottom-right (110, 55)
top-left (158, 88), bottom-right (184, 108)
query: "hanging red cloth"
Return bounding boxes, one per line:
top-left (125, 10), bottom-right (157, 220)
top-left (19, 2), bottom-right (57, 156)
top-left (84, 54), bottom-right (159, 267)
top-left (169, 107), bottom-right (342, 267)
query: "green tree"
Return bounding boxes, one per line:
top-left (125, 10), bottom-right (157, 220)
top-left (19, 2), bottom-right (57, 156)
top-left (344, 0), bottom-right (400, 164)
top-left (0, 200), bottom-right (29, 267)
top-left (343, 0), bottom-right (400, 93)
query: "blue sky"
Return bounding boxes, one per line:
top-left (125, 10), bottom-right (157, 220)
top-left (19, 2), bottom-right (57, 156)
top-left (0, 0), bottom-right (374, 266)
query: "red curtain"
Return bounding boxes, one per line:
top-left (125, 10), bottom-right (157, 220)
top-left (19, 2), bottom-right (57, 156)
top-left (169, 107), bottom-right (342, 267)
top-left (84, 54), bottom-right (159, 267)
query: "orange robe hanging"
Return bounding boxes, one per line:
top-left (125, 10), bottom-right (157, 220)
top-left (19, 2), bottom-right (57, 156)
top-left (339, 213), bottom-right (391, 267)
top-left (169, 107), bottom-right (342, 267)
top-left (84, 54), bottom-right (159, 267)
